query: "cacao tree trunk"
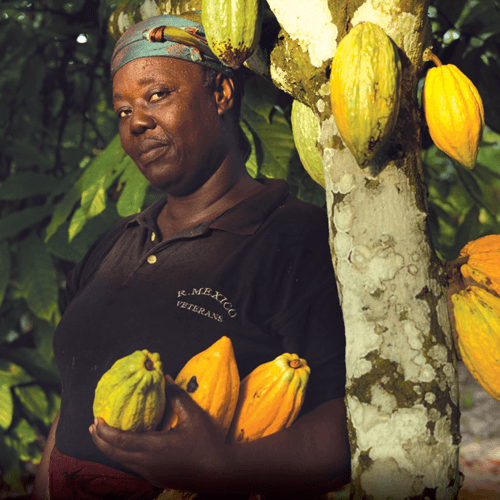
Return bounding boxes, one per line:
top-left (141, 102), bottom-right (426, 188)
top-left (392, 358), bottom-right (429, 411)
top-left (107, 0), bottom-right (463, 498)
top-left (264, 1), bottom-right (462, 499)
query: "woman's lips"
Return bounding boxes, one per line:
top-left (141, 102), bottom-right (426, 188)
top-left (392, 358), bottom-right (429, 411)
top-left (139, 145), bottom-right (169, 165)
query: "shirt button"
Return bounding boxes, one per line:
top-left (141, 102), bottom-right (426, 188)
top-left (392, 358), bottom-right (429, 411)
top-left (147, 255), bottom-right (157, 264)
top-left (151, 232), bottom-right (156, 242)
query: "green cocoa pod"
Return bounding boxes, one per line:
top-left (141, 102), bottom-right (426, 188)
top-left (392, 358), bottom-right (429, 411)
top-left (291, 100), bottom-right (325, 188)
top-left (330, 22), bottom-right (401, 167)
top-left (202, 0), bottom-right (262, 69)
top-left (93, 350), bottom-right (166, 432)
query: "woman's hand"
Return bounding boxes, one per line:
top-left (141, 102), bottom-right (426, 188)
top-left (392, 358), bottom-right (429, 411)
top-left (89, 375), bottom-right (233, 491)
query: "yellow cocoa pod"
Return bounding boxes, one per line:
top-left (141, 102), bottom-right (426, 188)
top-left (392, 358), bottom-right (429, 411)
top-left (459, 234), bottom-right (500, 295)
top-left (164, 336), bottom-right (240, 436)
top-left (93, 350), bottom-right (166, 432)
top-left (330, 22), bottom-right (401, 167)
top-left (226, 353), bottom-right (310, 444)
top-left (202, 0), bottom-right (262, 69)
top-left (451, 286), bottom-right (500, 401)
top-left (291, 100), bottom-right (325, 188)
top-left (159, 337), bottom-right (239, 500)
top-left (423, 52), bottom-right (484, 170)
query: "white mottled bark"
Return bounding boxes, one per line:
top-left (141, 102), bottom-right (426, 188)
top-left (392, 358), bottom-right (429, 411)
top-left (267, 0), bottom-right (461, 499)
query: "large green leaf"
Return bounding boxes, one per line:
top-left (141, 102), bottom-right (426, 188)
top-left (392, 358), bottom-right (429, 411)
top-left (242, 104), bottom-right (295, 181)
top-left (80, 134), bottom-right (128, 215)
top-left (44, 178), bottom-right (83, 243)
top-left (0, 173), bottom-right (55, 200)
top-left (14, 385), bottom-right (49, 422)
top-left (0, 241), bottom-right (11, 308)
top-left (0, 204), bottom-right (53, 242)
top-left (0, 360), bottom-right (33, 387)
top-left (116, 157), bottom-right (150, 217)
top-left (0, 384), bottom-right (13, 430)
top-left (6, 348), bottom-right (60, 386)
top-left (16, 233), bottom-right (60, 323)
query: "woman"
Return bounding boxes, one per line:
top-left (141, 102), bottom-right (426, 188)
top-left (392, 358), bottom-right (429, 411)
top-left (33, 14), bottom-right (350, 500)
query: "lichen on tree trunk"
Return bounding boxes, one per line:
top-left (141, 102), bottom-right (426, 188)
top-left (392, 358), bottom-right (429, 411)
top-left (267, 0), bottom-right (461, 499)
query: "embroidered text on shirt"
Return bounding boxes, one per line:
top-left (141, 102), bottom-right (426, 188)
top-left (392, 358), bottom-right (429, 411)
top-left (177, 288), bottom-right (238, 319)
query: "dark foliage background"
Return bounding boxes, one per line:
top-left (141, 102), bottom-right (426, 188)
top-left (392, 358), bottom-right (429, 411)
top-left (0, 0), bottom-right (499, 496)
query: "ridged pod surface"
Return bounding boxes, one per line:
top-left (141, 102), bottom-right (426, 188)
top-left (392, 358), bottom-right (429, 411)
top-left (330, 22), bottom-right (401, 167)
top-left (164, 336), bottom-right (240, 435)
top-left (423, 53), bottom-right (484, 170)
top-left (291, 100), bottom-right (325, 188)
top-left (226, 353), bottom-right (310, 444)
top-left (459, 234), bottom-right (500, 295)
top-left (93, 350), bottom-right (166, 432)
top-left (451, 286), bottom-right (500, 401)
top-left (202, 0), bottom-right (262, 69)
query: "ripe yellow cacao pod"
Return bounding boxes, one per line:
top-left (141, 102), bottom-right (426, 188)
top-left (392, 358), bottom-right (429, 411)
top-left (423, 52), bottom-right (484, 170)
top-left (93, 350), bottom-right (166, 432)
top-left (164, 336), bottom-right (240, 435)
top-left (459, 234), bottom-right (500, 295)
top-left (226, 353), bottom-right (310, 444)
top-left (291, 100), bottom-right (325, 188)
top-left (330, 22), bottom-right (401, 167)
top-left (202, 0), bottom-right (262, 69)
top-left (451, 286), bottom-right (500, 400)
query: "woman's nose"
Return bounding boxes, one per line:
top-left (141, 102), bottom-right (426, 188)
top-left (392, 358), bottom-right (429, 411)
top-left (130, 107), bottom-right (156, 134)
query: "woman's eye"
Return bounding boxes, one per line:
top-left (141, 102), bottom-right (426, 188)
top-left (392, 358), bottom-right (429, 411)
top-left (150, 91), bottom-right (167, 102)
top-left (116, 109), bottom-right (130, 119)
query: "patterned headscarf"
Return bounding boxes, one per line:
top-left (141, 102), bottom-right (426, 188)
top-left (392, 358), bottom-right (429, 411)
top-left (110, 14), bottom-right (235, 79)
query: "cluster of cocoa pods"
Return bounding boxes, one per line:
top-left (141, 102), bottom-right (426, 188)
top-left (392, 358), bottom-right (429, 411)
top-left (447, 235), bottom-right (500, 402)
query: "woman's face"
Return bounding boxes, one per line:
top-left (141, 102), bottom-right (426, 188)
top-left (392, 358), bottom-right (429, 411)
top-left (112, 57), bottom-right (228, 195)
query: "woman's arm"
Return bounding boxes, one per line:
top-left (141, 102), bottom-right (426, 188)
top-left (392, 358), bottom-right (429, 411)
top-left (32, 410), bottom-right (60, 500)
top-left (90, 381), bottom-right (350, 496)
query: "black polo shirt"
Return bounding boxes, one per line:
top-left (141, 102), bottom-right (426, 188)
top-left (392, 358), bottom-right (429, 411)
top-left (53, 178), bottom-right (346, 473)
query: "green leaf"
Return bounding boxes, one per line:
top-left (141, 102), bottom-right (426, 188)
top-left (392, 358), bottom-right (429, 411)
top-left (68, 206), bottom-right (88, 242)
top-left (17, 233), bottom-right (60, 323)
top-left (241, 120), bottom-right (260, 178)
top-left (6, 348), bottom-right (60, 386)
top-left (116, 157), bottom-right (150, 217)
top-left (0, 205), bottom-right (53, 242)
top-left (14, 385), bottom-right (49, 421)
top-left (242, 75), bottom-right (280, 124)
top-left (0, 173), bottom-right (55, 200)
top-left (33, 320), bottom-right (55, 363)
top-left (0, 241), bottom-right (11, 308)
top-left (46, 206), bottom-right (121, 262)
top-left (80, 134), bottom-right (128, 215)
top-left (0, 360), bottom-right (33, 387)
top-left (2, 462), bottom-right (25, 495)
top-left (0, 384), bottom-right (13, 430)
top-left (242, 104), bottom-right (294, 181)
top-left (13, 418), bottom-right (37, 445)
top-left (44, 179), bottom-right (83, 243)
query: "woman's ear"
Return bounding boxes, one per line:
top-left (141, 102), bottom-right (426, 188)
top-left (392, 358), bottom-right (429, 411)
top-left (214, 73), bottom-right (235, 116)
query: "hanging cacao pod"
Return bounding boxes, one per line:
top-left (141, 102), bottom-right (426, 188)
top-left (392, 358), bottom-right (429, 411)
top-left (226, 353), bottom-right (310, 444)
top-left (93, 350), bottom-right (166, 432)
top-left (330, 22), bottom-right (402, 167)
top-left (459, 234), bottom-right (500, 295)
top-left (423, 52), bottom-right (484, 170)
top-left (451, 286), bottom-right (500, 401)
top-left (291, 100), bottom-right (325, 188)
top-left (202, 0), bottom-right (262, 69)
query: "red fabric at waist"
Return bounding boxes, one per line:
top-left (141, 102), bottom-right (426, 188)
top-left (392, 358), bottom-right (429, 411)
top-left (48, 446), bottom-right (163, 500)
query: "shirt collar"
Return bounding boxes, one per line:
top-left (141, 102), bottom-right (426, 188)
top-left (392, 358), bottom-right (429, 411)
top-left (126, 178), bottom-right (290, 235)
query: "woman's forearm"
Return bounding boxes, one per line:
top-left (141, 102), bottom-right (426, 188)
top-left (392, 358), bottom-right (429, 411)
top-left (32, 410), bottom-right (60, 500)
top-left (208, 398), bottom-right (351, 495)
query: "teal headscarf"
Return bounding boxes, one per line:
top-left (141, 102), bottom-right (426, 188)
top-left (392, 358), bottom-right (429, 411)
top-left (110, 14), bottom-right (235, 79)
